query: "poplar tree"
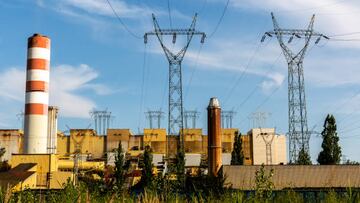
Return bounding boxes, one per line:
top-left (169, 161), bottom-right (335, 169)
top-left (231, 132), bottom-right (244, 165)
top-left (317, 114), bottom-right (342, 165)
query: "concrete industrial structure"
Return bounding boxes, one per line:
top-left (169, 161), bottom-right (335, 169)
top-left (24, 34), bottom-right (51, 154)
top-left (1, 127), bottom-right (284, 166)
top-left (248, 128), bottom-right (287, 165)
top-left (0, 34), bottom-right (73, 191)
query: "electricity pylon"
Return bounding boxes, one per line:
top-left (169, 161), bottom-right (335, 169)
top-left (262, 12), bottom-right (328, 163)
top-left (145, 110), bottom-right (164, 129)
top-left (184, 110), bottom-right (200, 129)
top-left (221, 110), bottom-right (236, 128)
top-left (144, 13), bottom-right (206, 155)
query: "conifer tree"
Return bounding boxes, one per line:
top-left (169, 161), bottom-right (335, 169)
top-left (114, 142), bottom-right (126, 191)
top-left (231, 132), bottom-right (244, 165)
top-left (296, 147), bottom-right (312, 165)
top-left (317, 114), bottom-right (342, 165)
top-left (141, 145), bottom-right (153, 188)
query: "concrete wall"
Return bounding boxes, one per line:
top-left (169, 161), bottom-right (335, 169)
top-left (0, 130), bottom-right (23, 161)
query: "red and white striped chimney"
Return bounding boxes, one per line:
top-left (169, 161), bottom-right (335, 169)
top-left (23, 33), bottom-right (50, 154)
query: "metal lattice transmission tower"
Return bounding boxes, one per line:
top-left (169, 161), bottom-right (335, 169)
top-left (90, 109), bottom-right (112, 135)
top-left (184, 110), bottom-right (200, 129)
top-left (146, 110), bottom-right (164, 129)
top-left (262, 12), bottom-right (328, 163)
top-left (249, 112), bottom-right (270, 128)
top-left (144, 13), bottom-right (206, 150)
top-left (221, 110), bottom-right (236, 129)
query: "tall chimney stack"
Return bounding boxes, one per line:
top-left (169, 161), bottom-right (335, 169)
top-left (23, 33), bottom-right (50, 154)
top-left (207, 97), bottom-right (222, 176)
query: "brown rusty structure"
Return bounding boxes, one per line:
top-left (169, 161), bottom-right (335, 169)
top-left (207, 97), bottom-right (222, 176)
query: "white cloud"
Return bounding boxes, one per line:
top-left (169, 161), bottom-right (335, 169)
top-left (0, 64), bottom-right (111, 119)
top-left (229, 0), bottom-right (360, 49)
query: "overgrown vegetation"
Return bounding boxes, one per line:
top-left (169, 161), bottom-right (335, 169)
top-left (1, 141), bottom-right (359, 202)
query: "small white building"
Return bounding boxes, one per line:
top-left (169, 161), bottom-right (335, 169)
top-left (248, 128), bottom-right (287, 165)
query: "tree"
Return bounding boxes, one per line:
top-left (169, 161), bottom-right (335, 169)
top-left (254, 164), bottom-right (274, 200)
top-left (231, 132), bottom-right (244, 165)
top-left (175, 143), bottom-right (186, 191)
top-left (296, 147), bottom-right (312, 165)
top-left (114, 142), bottom-right (127, 192)
top-left (141, 145), bottom-right (153, 188)
top-left (317, 114), bottom-right (342, 165)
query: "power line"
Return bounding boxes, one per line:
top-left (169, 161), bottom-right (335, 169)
top-left (208, 0), bottom-right (230, 38)
top-left (234, 53), bottom-right (282, 113)
top-left (223, 42), bottom-right (263, 105)
top-left (184, 43), bottom-right (204, 101)
top-left (105, 0), bottom-right (142, 39)
top-left (329, 32), bottom-right (360, 37)
top-left (138, 43), bottom-right (148, 132)
top-left (239, 77), bottom-right (286, 125)
top-left (167, 0), bottom-right (173, 28)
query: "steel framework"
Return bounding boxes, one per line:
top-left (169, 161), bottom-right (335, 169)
top-left (221, 110), bottom-right (236, 129)
top-left (146, 110), bottom-right (164, 129)
top-left (144, 14), bottom-right (206, 152)
top-left (184, 110), bottom-right (200, 129)
top-left (90, 109), bottom-right (111, 135)
top-left (262, 13), bottom-right (328, 163)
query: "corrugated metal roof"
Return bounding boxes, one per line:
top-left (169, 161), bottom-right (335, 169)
top-left (223, 165), bottom-right (360, 190)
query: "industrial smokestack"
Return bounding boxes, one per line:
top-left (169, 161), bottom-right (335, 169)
top-left (23, 33), bottom-right (50, 154)
top-left (207, 97), bottom-right (222, 176)
top-left (47, 106), bottom-right (58, 154)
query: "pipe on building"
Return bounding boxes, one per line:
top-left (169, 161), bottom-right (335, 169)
top-left (47, 106), bottom-right (58, 154)
top-left (207, 97), bottom-right (222, 176)
top-left (23, 33), bottom-right (50, 154)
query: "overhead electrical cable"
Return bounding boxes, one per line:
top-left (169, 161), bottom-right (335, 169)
top-left (184, 43), bottom-right (204, 101)
top-left (223, 42), bottom-right (263, 105)
top-left (105, 0), bottom-right (142, 39)
top-left (329, 32), bottom-right (360, 37)
top-left (234, 53), bottom-right (282, 113)
top-left (167, 0), bottom-right (173, 28)
top-left (138, 43), bottom-right (148, 132)
top-left (208, 0), bottom-right (231, 38)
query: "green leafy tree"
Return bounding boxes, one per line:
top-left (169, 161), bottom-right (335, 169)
top-left (296, 147), bottom-right (312, 165)
top-left (141, 145), bottom-right (153, 188)
top-left (254, 164), bottom-right (274, 201)
top-left (114, 142), bottom-right (126, 192)
top-left (231, 132), bottom-right (244, 165)
top-left (317, 114), bottom-right (342, 165)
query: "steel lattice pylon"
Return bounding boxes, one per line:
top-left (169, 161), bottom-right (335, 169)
top-left (262, 13), bottom-right (328, 163)
top-left (144, 14), bottom-right (205, 153)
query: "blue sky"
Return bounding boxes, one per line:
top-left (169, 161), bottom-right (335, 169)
top-left (1, 0), bottom-right (360, 162)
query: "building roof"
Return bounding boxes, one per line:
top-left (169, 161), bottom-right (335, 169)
top-left (223, 165), bottom-right (360, 190)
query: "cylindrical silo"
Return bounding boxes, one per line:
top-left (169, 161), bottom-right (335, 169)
top-left (207, 97), bottom-right (222, 176)
top-left (23, 33), bottom-right (50, 154)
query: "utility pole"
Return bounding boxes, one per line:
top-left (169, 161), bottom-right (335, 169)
top-left (145, 13), bottom-right (206, 156)
top-left (221, 110), bottom-right (236, 128)
top-left (184, 110), bottom-right (200, 129)
top-left (262, 12), bottom-right (328, 163)
top-left (145, 110), bottom-right (164, 129)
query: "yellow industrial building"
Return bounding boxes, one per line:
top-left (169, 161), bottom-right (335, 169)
top-left (1, 128), bottom-right (255, 164)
